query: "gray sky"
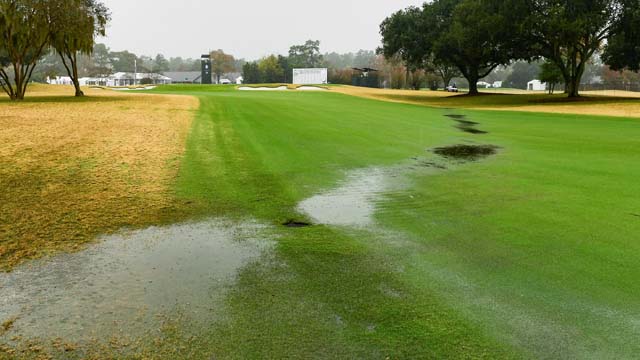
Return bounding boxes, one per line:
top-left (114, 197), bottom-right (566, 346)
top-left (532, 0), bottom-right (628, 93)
top-left (100, 0), bottom-right (424, 60)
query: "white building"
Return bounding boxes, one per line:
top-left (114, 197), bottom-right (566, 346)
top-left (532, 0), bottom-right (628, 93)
top-left (46, 76), bottom-right (73, 85)
top-left (493, 81), bottom-right (503, 88)
top-left (527, 79), bottom-right (547, 91)
top-left (78, 72), bottom-right (172, 87)
top-left (292, 68), bottom-right (328, 85)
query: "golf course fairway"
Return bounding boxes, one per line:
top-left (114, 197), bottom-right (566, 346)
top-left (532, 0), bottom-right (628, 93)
top-left (2, 85), bottom-right (639, 359)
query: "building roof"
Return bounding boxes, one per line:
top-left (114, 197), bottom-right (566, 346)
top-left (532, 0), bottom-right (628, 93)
top-left (165, 71), bottom-right (202, 82)
top-left (111, 72), bottom-right (171, 80)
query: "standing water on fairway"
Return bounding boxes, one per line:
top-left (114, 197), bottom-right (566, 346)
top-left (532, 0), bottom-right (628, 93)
top-left (0, 219), bottom-right (271, 343)
top-left (298, 168), bottom-right (391, 227)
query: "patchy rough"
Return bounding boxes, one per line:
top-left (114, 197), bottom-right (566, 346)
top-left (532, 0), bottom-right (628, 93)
top-left (0, 85), bottom-right (199, 270)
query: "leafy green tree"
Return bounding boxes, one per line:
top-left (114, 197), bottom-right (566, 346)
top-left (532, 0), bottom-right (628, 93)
top-left (277, 55), bottom-right (290, 83)
top-left (109, 50), bottom-right (137, 72)
top-left (210, 49), bottom-right (235, 84)
top-left (527, 0), bottom-right (640, 97)
top-left (538, 60), bottom-right (564, 94)
top-left (603, 3), bottom-right (640, 72)
top-left (431, 0), bottom-right (530, 94)
top-left (288, 40), bottom-right (323, 68)
top-left (0, 0), bottom-right (51, 100)
top-left (88, 43), bottom-right (112, 76)
top-left (258, 55), bottom-right (284, 83)
top-left (49, 0), bottom-right (110, 96)
top-left (242, 61), bottom-right (261, 84)
top-left (380, 0), bottom-right (528, 94)
top-left (152, 53), bottom-right (169, 74)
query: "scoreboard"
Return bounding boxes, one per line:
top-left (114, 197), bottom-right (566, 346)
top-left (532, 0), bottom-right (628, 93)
top-left (292, 68), bottom-right (328, 85)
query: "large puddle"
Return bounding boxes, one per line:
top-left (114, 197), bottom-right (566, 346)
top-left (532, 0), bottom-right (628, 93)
top-left (0, 219), bottom-right (270, 342)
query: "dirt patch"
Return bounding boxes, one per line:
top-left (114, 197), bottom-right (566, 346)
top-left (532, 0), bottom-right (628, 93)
top-left (457, 126), bottom-right (488, 134)
top-left (445, 114), bottom-right (488, 134)
top-left (433, 144), bottom-right (499, 161)
top-left (283, 220), bottom-right (312, 228)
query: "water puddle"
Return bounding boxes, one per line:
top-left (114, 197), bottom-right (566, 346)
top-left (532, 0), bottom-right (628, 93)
top-left (297, 168), bottom-right (393, 227)
top-left (0, 219), bottom-right (270, 342)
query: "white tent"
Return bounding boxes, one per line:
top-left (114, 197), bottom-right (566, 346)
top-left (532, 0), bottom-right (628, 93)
top-left (527, 79), bottom-right (547, 91)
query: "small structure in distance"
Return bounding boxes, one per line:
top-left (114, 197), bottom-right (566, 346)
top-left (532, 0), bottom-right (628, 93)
top-left (165, 72), bottom-right (202, 84)
top-left (293, 68), bottom-right (328, 85)
top-left (352, 68), bottom-right (379, 88)
top-left (201, 54), bottom-right (212, 84)
top-left (49, 72), bottom-right (171, 87)
top-left (527, 79), bottom-right (547, 91)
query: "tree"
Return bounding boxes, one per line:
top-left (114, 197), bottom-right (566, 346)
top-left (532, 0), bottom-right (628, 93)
top-left (87, 43), bottom-right (111, 76)
top-left (427, 60), bottom-right (461, 88)
top-left (152, 53), bottom-right (169, 74)
top-left (379, 0), bottom-right (528, 95)
top-left (258, 55), bottom-right (284, 83)
top-left (538, 60), bottom-right (564, 94)
top-left (603, 3), bottom-right (640, 72)
top-left (242, 61), bottom-right (261, 84)
top-left (431, 0), bottom-right (530, 95)
top-left (288, 40), bottom-right (323, 68)
top-left (109, 50), bottom-right (137, 72)
top-left (49, 0), bottom-right (110, 97)
top-left (505, 61), bottom-right (541, 89)
top-left (209, 49), bottom-right (235, 84)
top-left (379, 6), bottom-right (431, 89)
top-left (527, 0), bottom-right (639, 97)
top-left (0, 0), bottom-right (51, 100)
top-left (277, 55), bottom-right (290, 83)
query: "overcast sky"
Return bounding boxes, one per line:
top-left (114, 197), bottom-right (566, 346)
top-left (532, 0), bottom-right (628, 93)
top-left (99, 0), bottom-right (424, 60)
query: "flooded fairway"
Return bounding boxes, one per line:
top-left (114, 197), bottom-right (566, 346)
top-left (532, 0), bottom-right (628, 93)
top-left (297, 168), bottom-right (389, 227)
top-left (0, 219), bottom-right (271, 344)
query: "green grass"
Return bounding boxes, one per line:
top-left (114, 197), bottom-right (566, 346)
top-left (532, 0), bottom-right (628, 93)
top-left (145, 84), bottom-right (640, 358)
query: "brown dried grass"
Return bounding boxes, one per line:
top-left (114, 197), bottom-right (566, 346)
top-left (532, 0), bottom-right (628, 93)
top-left (333, 85), bottom-right (640, 118)
top-left (0, 86), bottom-right (198, 270)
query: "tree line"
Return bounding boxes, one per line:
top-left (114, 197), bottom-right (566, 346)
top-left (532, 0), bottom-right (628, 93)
top-left (0, 0), bottom-right (110, 99)
top-left (380, 0), bottom-right (640, 97)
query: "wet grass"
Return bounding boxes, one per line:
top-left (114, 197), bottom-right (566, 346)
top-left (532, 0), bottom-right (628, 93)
top-left (154, 85), bottom-right (640, 359)
top-left (4, 84), bottom-right (640, 358)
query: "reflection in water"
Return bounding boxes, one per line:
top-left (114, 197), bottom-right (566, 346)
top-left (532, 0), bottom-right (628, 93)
top-left (298, 168), bottom-right (388, 227)
top-left (0, 219), bottom-right (270, 341)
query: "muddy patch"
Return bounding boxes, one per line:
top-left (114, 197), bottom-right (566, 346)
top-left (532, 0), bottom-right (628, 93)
top-left (0, 219), bottom-right (270, 343)
top-left (445, 114), bottom-right (488, 134)
top-left (433, 144), bottom-right (499, 161)
top-left (283, 220), bottom-right (312, 228)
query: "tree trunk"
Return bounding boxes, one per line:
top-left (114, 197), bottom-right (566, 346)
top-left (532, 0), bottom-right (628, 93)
top-left (567, 76), bottom-right (580, 98)
top-left (442, 74), bottom-right (452, 89)
top-left (72, 53), bottom-right (84, 97)
top-left (13, 64), bottom-right (26, 100)
top-left (468, 81), bottom-right (479, 95)
top-left (466, 73), bottom-right (479, 95)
